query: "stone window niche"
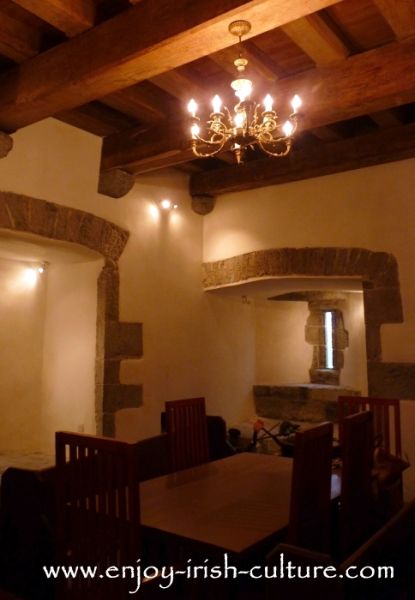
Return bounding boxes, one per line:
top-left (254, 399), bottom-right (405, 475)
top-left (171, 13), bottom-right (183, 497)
top-left (305, 296), bottom-right (349, 386)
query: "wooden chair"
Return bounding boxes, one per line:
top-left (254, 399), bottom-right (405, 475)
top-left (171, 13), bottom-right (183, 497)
top-left (267, 500), bottom-right (415, 599)
top-left (338, 395), bottom-right (402, 456)
top-left (165, 397), bottom-right (209, 472)
top-left (55, 432), bottom-right (141, 599)
top-left (287, 422), bottom-right (334, 552)
top-left (338, 410), bottom-right (374, 558)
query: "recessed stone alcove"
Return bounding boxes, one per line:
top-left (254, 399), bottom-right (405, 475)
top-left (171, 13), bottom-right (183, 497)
top-left (203, 247), bottom-right (415, 399)
top-left (0, 191), bottom-right (143, 442)
top-left (254, 384), bottom-right (360, 423)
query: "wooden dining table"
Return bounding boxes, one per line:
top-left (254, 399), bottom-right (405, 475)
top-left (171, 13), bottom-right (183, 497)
top-left (140, 452), bottom-right (341, 557)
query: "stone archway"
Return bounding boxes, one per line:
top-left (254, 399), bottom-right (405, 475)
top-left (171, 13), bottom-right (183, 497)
top-left (0, 191), bottom-right (142, 436)
top-left (203, 247), bottom-right (415, 398)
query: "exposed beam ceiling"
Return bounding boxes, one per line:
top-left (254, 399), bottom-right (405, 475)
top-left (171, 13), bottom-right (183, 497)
top-left (10, 0), bottom-right (95, 36)
top-left (0, 9), bottom-right (41, 62)
top-left (0, 0), bottom-right (342, 131)
top-left (281, 13), bottom-right (350, 65)
top-left (373, 0), bottom-right (415, 40)
top-left (190, 121), bottom-right (415, 196)
top-left (101, 38), bottom-right (415, 173)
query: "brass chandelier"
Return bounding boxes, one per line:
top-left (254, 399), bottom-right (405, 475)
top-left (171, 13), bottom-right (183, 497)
top-left (187, 20), bottom-right (302, 164)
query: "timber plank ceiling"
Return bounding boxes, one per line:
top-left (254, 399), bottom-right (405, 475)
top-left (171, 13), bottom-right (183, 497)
top-left (0, 0), bottom-right (415, 197)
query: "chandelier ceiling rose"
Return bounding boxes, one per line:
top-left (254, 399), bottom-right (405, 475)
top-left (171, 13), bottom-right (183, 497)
top-left (228, 20), bottom-right (252, 38)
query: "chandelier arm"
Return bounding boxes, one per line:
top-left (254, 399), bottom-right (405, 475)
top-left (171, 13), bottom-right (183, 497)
top-left (191, 136), bottom-right (228, 158)
top-left (257, 138), bottom-right (292, 157)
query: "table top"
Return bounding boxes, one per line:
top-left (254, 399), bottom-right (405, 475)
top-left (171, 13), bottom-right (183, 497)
top-left (140, 453), bottom-right (340, 555)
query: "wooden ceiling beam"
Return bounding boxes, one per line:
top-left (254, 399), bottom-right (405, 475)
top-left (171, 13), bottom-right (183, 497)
top-left (0, 9), bottom-right (41, 62)
top-left (369, 109), bottom-right (403, 129)
top-left (0, 0), bottom-right (342, 131)
top-left (150, 70), bottom-right (207, 104)
top-left (281, 13), bottom-right (350, 65)
top-left (277, 39), bottom-right (415, 130)
top-left (373, 0), bottom-right (415, 40)
top-left (190, 121), bottom-right (415, 196)
top-left (100, 38), bottom-right (415, 173)
top-left (56, 102), bottom-right (137, 137)
top-left (10, 0), bottom-right (95, 36)
top-left (101, 119), bottom-right (194, 174)
top-left (102, 83), bottom-right (176, 125)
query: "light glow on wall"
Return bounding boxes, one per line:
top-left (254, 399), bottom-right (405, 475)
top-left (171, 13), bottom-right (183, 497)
top-left (22, 267), bottom-right (38, 288)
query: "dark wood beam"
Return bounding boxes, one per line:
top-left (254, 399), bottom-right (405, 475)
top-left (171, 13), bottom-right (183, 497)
top-left (150, 70), bottom-right (207, 104)
top-left (0, 0), bottom-right (342, 131)
top-left (369, 109), bottom-right (403, 129)
top-left (56, 102), bottom-right (136, 136)
top-left (0, 9), bottom-right (41, 62)
top-left (373, 0), bottom-right (415, 40)
top-left (273, 38), bottom-right (415, 130)
top-left (100, 38), bottom-right (415, 173)
top-left (281, 13), bottom-right (350, 65)
top-left (101, 120), bottom-right (194, 174)
top-left (189, 121), bottom-right (415, 196)
top-left (102, 82), bottom-right (175, 125)
top-left (10, 0), bottom-right (95, 36)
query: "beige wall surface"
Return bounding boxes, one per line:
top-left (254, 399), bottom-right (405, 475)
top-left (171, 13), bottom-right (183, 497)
top-left (41, 260), bottom-right (103, 453)
top-left (0, 258), bottom-right (45, 452)
top-left (255, 300), bottom-right (311, 385)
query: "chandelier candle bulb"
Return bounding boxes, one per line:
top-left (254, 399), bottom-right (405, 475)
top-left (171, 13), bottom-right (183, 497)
top-left (263, 94), bottom-right (273, 112)
top-left (291, 94), bottom-right (302, 114)
top-left (282, 120), bottom-right (294, 137)
top-left (191, 123), bottom-right (200, 139)
top-left (212, 95), bottom-right (222, 114)
top-left (187, 98), bottom-right (198, 118)
top-left (234, 111), bottom-right (246, 131)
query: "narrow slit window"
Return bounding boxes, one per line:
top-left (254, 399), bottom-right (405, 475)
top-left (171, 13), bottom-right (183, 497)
top-left (324, 310), bottom-right (334, 369)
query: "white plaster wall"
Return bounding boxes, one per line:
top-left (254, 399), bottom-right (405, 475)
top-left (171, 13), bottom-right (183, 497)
top-left (255, 300), bottom-right (311, 385)
top-left (0, 258), bottom-right (45, 452)
top-left (41, 260), bottom-right (103, 453)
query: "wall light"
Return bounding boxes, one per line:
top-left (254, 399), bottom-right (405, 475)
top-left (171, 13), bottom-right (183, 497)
top-left (23, 267), bottom-right (38, 287)
top-left (159, 199), bottom-right (178, 211)
top-left (21, 263), bottom-right (47, 288)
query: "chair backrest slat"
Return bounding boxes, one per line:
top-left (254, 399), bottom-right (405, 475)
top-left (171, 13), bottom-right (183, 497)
top-left (338, 395), bottom-right (401, 456)
top-left (288, 422), bottom-right (334, 552)
top-left (165, 397), bottom-right (209, 472)
top-left (339, 410), bottom-right (374, 557)
top-left (55, 432), bottom-right (140, 599)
